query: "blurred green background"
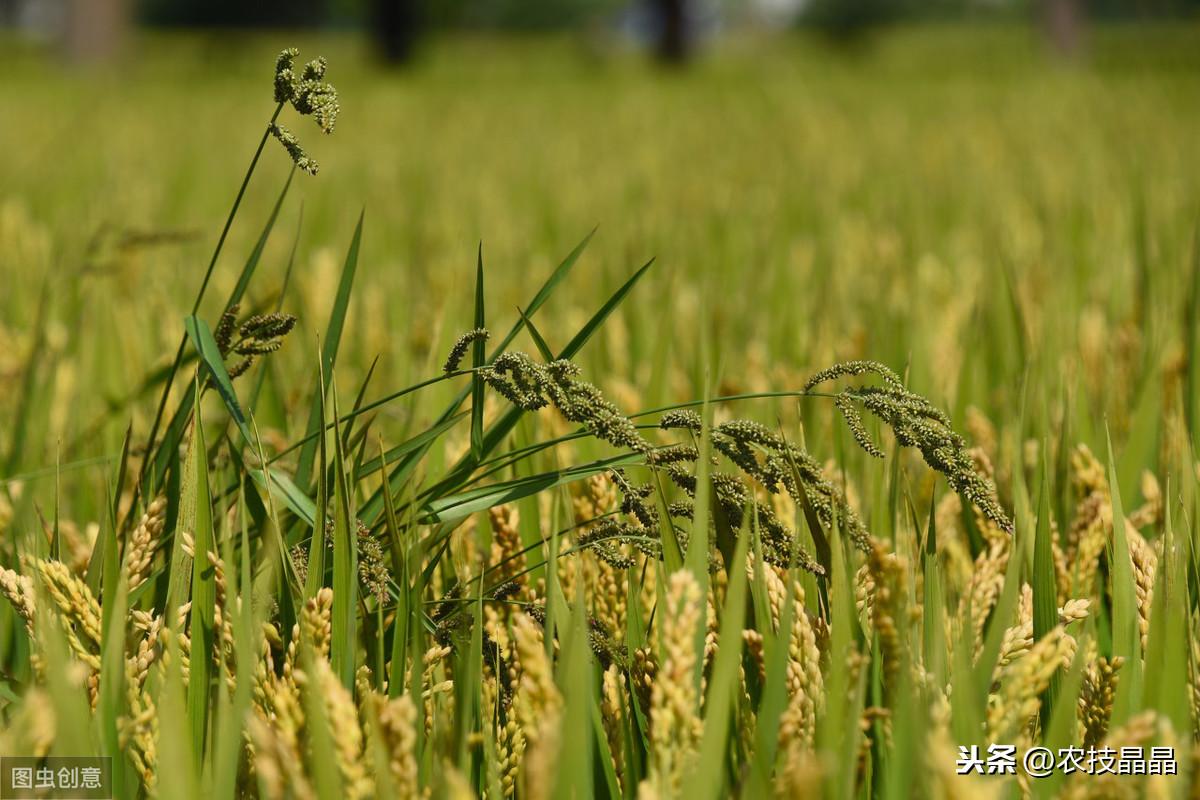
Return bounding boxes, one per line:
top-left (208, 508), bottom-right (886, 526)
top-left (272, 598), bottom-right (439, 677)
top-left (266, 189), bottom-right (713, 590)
top-left (1, 2), bottom-right (1198, 513)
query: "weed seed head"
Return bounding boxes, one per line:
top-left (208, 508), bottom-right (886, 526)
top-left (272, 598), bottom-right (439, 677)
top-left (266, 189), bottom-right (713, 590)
top-left (443, 328), bottom-right (490, 375)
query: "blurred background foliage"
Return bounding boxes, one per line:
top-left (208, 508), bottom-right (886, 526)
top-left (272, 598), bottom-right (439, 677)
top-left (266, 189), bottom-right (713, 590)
top-left (0, 1), bottom-right (1198, 514)
top-left (6, 0), bottom-right (1200, 64)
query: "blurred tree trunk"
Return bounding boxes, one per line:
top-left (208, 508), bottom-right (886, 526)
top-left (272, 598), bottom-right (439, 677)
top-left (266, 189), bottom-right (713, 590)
top-left (1040, 0), bottom-right (1084, 57)
top-left (0, 0), bottom-right (18, 27)
top-left (373, 0), bottom-right (421, 64)
top-left (654, 0), bottom-right (688, 64)
top-left (63, 0), bottom-right (128, 63)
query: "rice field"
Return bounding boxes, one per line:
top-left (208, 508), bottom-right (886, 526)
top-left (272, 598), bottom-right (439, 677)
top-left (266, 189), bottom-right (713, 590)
top-left (1, 22), bottom-right (1199, 799)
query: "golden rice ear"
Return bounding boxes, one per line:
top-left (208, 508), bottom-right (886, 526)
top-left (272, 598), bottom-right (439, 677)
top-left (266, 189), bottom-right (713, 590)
top-left (300, 586), bottom-right (335, 659)
top-left (373, 693), bottom-right (420, 796)
top-left (309, 658), bottom-right (372, 798)
top-left (511, 612), bottom-right (563, 800)
top-left (640, 571), bottom-right (703, 798)
top-left (866, 540), bottom-right (907, 691)
top-left (0, 564), bottom-right (36, 633)
top-left (124, 495), bottom-right (167, 592)
top-left (987, 625), bottom-right (1075, 743)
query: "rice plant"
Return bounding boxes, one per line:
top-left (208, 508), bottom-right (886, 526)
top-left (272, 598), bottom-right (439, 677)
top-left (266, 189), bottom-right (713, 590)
top-left (1, 40), bottom-right (1198, 800)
